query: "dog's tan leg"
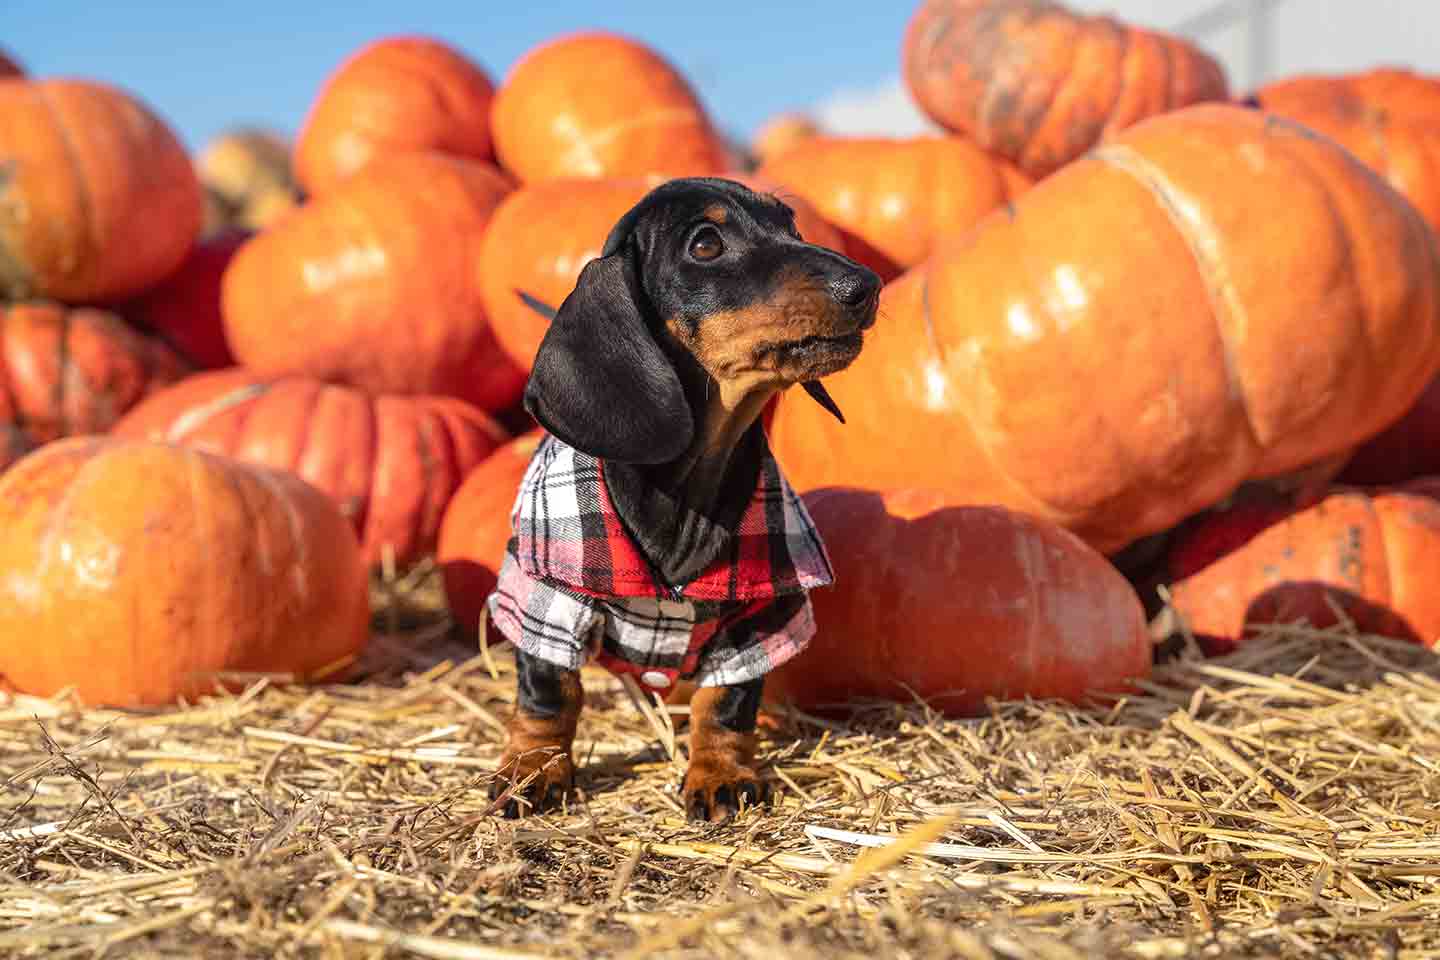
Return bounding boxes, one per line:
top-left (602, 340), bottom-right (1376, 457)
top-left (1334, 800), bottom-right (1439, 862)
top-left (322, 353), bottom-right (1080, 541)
top-left (491, 653), bottom-right (583, 818)
top-left (682, 681), bottom-right (768, 822)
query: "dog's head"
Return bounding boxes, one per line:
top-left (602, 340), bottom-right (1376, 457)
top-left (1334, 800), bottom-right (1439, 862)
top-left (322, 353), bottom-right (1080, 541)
top-left (523, 177), bottom-right (881, 464)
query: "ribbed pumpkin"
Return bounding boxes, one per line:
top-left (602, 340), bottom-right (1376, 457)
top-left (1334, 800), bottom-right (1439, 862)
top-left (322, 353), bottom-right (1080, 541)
top-left (1165, 479), bottom-right (1440, 654)
top-left (111, 368), bottom-right (508, 567)
top-left (122, 231), bottom-right (245, 370)
top-left (770, 105), bottom-right (1440, 556)
top-left (437, 430), bottom-right (544, 630)
top-left (0, 78), bottom-right (203, 302)
top-left (758, 136), bottom-right (1030, 281)
top-left (1253, 68), bottom-right (1440, 233)
top-left (0, 437), bottom-right (370, 708)
top-left (1, 302), bottom-right (188, 471)
top-left (221, 152), bottom-right (525, 411)
top-left (477, 175), bottom-right (842, 371)
top-left (765, 488), bottom-right (1151, 716)
top-left (902, 0), bottom-right (1229, 179)
top-left (295, 36), bottom-right (497, 197)
top-left (490, 31), bottom-right (729, 183)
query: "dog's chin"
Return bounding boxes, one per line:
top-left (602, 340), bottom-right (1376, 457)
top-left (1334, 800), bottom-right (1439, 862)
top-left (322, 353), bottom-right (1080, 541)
top-left (773, 331), bottom-right (865, 380)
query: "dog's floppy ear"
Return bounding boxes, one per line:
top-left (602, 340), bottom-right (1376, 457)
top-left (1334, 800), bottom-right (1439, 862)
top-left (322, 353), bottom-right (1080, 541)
top-left (523, 233), bottom-right (693, 464)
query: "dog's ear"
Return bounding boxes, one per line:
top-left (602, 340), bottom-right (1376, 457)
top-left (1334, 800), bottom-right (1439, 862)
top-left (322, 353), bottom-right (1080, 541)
top-left (523, 242), bottom-right (693, 464)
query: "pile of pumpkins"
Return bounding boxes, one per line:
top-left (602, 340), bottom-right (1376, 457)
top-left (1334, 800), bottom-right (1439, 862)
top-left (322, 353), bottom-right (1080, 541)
top-left (3, 0), bottom-right (1440, 715)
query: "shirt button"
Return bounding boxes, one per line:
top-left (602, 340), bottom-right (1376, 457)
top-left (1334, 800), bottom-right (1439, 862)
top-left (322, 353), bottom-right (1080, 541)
top-left (640, 670), bottom-right (671, 690)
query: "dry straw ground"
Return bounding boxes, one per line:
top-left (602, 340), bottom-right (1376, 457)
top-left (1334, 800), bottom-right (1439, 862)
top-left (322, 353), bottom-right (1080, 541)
top-left (4, 574), bottom-right (1440, 959)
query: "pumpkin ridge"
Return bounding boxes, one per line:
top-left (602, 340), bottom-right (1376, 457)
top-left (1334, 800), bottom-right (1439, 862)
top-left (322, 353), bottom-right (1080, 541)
top-left (1371, 494), bottom-right (1402, 611)
top-left (1018, 11), bottom-right (1083, 173)
top-left (53, 304), bottom-right (75, 439)
top-left (284, 379), bottom-right (325, 489)
top-left (168, 381), bottom-right (271, 443)
top-left (1092, 141), bottom-right (1263, 453)
top-left (1093, 17), bottom-right (1130, 141)
top-left (36, 86), bottom-right (99, 298)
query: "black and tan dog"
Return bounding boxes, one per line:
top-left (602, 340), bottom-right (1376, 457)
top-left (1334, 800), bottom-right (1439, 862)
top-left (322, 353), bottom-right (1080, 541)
top-left (485, 177), bottom-right (880, 822)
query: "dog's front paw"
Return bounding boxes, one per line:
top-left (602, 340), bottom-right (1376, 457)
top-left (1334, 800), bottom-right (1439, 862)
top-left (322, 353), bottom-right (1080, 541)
top-left (681, 757), bottom-right (769, 823)
top-left (490, 748), bottom-right (575, 818)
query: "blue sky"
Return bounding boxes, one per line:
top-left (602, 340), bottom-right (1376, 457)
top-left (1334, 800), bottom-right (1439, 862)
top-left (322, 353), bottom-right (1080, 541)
top-left (5, 1), bottom-right (915, 151)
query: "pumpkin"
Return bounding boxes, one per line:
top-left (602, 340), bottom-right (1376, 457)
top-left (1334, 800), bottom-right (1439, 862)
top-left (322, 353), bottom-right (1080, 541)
top-left (757, 136), bottom-right (1030, 281)
top-left (221, 151), bottom-right (525, 411)
top-left (1252, 68), bottom-right (1440, 233)
top-left (1164, 479), bottom-right (1440, 654)
top-left (111, 368), bottom-right (508, 567)
top-left (196, 128), bottom-right (299, 236)
top-left (437, 429), bottom-right (544, 630)
top-left (295, 36), bottom-right (496, 197)
top-left (122, 231), bottom-right (245, 370)
top-left (1338, 377), bottom-right (1440, 485)
top-left (769, 105), bottom-right (1440, 557)
top-left (477, 174), bottom-right (843, 371)
top-left (0, 78), bottom-right (203, 303)
top-left (0, 50), bottom-right (22, 77)
top-left (751, 113), bottom-right (821, 166)
top-left (902, 0), bottom-right (1229, 179)
top-left (765, 488), bottom-right (1150, 716)
top-left (0, 302), bottom-right (188, 471)
top-left (0, 437), bottom-right (370, 707)
top-left (490, 31), bottom-right (729, 183)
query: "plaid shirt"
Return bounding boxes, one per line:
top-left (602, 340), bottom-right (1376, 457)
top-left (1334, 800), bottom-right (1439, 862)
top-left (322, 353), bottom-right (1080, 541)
top-left (486, 434), bottom-right (833, 690)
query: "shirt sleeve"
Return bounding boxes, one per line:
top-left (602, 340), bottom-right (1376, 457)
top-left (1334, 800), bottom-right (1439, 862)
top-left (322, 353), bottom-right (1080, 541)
top-left (487, 551), bottom-right (601, 673)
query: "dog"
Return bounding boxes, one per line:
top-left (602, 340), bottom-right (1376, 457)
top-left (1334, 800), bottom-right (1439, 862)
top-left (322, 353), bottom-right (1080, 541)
top-left (484, 177), bottom-right (880, 822)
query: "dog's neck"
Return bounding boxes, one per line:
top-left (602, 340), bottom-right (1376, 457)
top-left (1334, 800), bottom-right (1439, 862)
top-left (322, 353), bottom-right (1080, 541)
top-left (605, 384), bottom-right (777, 589)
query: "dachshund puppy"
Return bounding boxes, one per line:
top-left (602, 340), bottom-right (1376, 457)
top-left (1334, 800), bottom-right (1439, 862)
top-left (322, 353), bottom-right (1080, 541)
top-left (485, 177), bottom-right (880, 822)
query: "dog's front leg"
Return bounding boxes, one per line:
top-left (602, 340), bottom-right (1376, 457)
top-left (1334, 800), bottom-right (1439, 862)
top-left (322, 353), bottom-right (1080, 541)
top-left (682, 678), bottom-right (768, 822)
top-left (491, 650), bottom-right (583, 818)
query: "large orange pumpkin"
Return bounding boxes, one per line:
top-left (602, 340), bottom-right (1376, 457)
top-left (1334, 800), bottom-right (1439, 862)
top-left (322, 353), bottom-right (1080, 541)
top-left (437, 429), bottom-right (544, 630)
top-left (1, 302), bottom-right (188, 471)
top-left (769, 105), bottom-right (1440, 556)
top-left (1253, 68), bottom-right (1440, 233)
top-left (757, 136), bottom-right (1030, 281)
top-left (490, 31), bottom-right (729, 183)
top-left (765, 488), bottom-right (1150, 716)
top-left (221, 152), bottom-right (525, 411)
top-left (295, 36), bottom-right (497, 197)
top-left (112, 368), bottom-right (508, 567)
top-left (1165, 479), bottom-right (1440, 654)
top-left (477, 174), bottom-right (843, 371)
top-left (0, 78), bottom-right (203, 302)
top-left (902, 0), bottom-right (1229, 180)
top-left (0, 437), bottom-right (370, 707)
top-left (122, 230), bottom-right (245, 370)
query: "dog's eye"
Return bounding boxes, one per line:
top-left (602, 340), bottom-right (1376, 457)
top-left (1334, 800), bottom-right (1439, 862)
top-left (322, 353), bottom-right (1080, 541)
top-left (689, 226), bottom-right (724, 261)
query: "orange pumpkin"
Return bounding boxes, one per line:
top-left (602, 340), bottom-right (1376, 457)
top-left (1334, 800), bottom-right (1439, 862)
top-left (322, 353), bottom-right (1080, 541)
top-left (902, 0), bottom-right (1229, 179)
top-left (490, 31), bottom-right (729, 183)
top-left (478, 174), bottom-right (843, 371)
top-left (221, 152), bottom-right (525, 411)
top-left (437, 429), bottom-right (544, 629)
top-left (766, 488), bottom-right (1150, 716)
top-left (295, 36), bottom-right (496, 196)
top-left (769, 105), bottom-right (1440, 556)
top-left (1, 302), bottom-right (188, 471)
top-left (122, 230), bottom-right (245, 370)
top-left (112, 368), bottom-right (508, 567)
top-left (0, 78), bottom-right (203, 302)
top-left (751, 113), bottom-right (821, 166)
top-left (0, 437), bottom-right (370, 707)
top-left (1166, 479), bottom-right (1440, 654)
top-left (758, 136), bottom-right (1030, 281)
top-left (1253, 68), bottom-right (1440, 233)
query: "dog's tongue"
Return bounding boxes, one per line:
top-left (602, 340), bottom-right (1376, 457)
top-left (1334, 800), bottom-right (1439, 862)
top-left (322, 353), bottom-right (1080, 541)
top-left (803, 381), bottom-right (845, 424)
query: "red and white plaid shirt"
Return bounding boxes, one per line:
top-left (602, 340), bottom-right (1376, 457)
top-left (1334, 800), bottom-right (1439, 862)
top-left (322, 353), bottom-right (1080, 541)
top-left (486, 434), bottom-right (833, 691)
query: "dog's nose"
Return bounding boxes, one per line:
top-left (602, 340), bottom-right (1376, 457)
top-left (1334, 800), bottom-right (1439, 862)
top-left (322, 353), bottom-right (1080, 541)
top-left (829, 268), bottom-right (881, 307)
